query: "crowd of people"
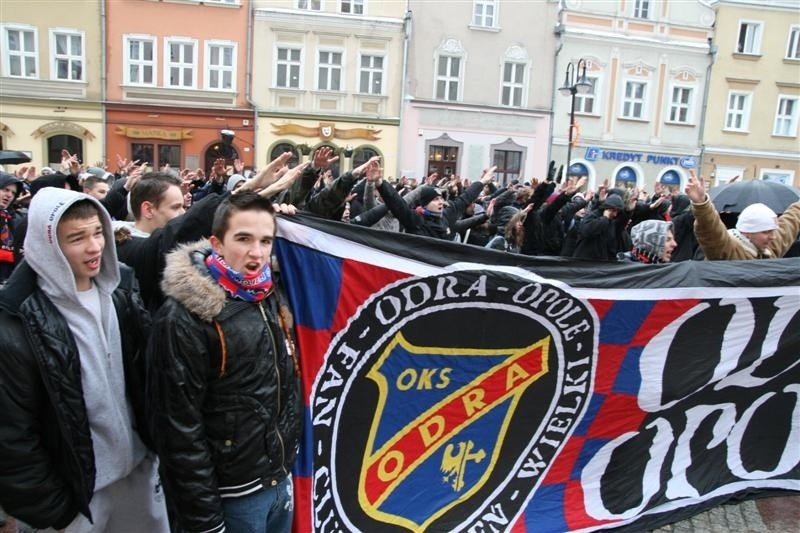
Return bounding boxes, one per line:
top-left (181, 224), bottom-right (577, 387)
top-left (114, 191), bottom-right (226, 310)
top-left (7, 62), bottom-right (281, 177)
top-left (0, 146), bottom-right (799, 533)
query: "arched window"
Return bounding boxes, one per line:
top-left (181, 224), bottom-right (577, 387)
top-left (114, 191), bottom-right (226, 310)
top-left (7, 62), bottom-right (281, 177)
top-left (352, 145), bottom-right (380, 170)
top-left (47, 134), bottom-right (83, 168)
top-left (204, 141), bottom-right (239, 175)
top-left (270, 142), bottom-right (299, 168)
top-left (567, 162), bottom-right (589, 177)
top-left (614, 165), bottom-right (638, 190)
top-left (659, 169), bottom-right (683, 193)
top-left (314, 143), bottom-right (340, 178)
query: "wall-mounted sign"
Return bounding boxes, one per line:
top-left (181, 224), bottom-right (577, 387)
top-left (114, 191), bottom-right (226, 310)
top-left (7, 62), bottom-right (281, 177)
top-left (272, 122), bottom-right (381, 141)
top-left (114, 126), bottom-right (193, 140)
top-left (585, 147), bottom-right (696, 168)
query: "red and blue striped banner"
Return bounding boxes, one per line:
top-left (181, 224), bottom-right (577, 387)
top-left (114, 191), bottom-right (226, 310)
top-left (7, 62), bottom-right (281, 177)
top-left (274, 214), bottom-right (800, 533)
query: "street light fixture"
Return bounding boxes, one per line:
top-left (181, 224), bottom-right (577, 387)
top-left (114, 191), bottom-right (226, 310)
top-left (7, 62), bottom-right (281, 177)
top-left (559, 58), bottom-right (591, 181)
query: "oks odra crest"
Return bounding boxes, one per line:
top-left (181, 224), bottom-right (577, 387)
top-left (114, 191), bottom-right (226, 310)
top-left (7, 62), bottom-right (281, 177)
top-left (311, 271), bottom-right (598, 532)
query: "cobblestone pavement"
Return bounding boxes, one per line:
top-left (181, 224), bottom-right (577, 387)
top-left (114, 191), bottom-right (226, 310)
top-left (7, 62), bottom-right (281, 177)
top-left (5, 495), bottom-right (798, 532)
top-left (652, 494), bottom-right (800, 532)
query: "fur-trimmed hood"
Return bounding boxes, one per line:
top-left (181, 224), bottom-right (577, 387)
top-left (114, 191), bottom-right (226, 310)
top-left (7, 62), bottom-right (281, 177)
top-left (160, 239), bottom-right (227, 322)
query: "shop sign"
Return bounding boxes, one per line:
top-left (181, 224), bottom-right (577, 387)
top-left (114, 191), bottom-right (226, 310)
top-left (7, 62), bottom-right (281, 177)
top-left (584, 147), bottom-right (696, 169)
top-left (114, 126), bottom-right (193, 140)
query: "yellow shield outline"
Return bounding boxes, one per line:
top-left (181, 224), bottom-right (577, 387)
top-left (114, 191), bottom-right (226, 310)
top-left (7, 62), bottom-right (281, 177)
top-left (357, 332), bottom-right (550, 531)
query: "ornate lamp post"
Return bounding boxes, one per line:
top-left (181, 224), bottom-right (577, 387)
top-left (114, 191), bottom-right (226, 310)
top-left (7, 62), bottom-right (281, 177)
top-left (559, 58), bottom-right (592, 181)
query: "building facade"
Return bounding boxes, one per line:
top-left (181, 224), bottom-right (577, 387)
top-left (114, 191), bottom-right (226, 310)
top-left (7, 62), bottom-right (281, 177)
top-left (105, 0), bottom-right (254, 173)
top-left (251, 0), bottom-right (406, 176)
top-left (554, 0), bottom-right (715, 192)
top-left (0, 0), bottom-right (104, 168)
top-left (701, 0), bottom-right (800, 188)
top-left (399, 0), bottom-right (558, 185)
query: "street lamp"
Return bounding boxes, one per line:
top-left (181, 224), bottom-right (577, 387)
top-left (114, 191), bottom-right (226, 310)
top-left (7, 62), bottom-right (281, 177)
top-left (559, 58), bottom-right (592, 182)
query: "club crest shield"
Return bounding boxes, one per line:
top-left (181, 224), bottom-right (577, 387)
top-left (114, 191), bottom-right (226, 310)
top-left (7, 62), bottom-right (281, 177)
top-left (311, 270), bottom-right (598, 532)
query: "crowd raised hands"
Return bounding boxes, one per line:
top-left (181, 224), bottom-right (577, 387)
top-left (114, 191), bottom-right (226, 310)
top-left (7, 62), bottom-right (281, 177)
top-left (5, 145), bottom-right (797, 262)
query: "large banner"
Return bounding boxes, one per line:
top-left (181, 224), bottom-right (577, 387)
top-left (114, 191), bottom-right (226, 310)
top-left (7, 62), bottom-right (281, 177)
top-left (273, 215), bottom-right (800, 533)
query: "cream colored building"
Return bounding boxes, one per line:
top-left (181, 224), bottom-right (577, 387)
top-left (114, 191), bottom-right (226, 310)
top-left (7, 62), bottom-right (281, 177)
top-left (251, 0), bottom-right (406, 175)
top-left (399, 0), bottom-right (557, 184)
top-left (0, 1), bottom-right (104, 170)
top-left (554, 0), bottom-right (715, 192)
top-left (701, 0), bottom-right (800, 188)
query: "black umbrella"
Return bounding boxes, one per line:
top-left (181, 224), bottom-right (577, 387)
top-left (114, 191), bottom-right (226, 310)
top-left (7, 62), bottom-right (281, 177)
top-left (709, 179), bottom-right (800, 214)
top-left (0, 150), bottom-right (32, 165)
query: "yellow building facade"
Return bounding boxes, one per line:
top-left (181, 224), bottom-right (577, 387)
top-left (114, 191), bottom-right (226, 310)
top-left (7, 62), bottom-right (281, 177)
top-left (251, 0), bottom-right (406, 175)
top-left (0, 1), bottom-right (104, 169)
top-left (702, 0), bottom-right (800, 187)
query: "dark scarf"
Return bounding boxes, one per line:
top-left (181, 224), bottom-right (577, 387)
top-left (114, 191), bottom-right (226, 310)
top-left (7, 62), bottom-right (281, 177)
top-left (205, 250), bottom-right (273, 302)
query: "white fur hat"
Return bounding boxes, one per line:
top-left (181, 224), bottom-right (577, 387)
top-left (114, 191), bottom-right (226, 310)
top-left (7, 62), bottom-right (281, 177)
top-left (736, 203), bottom-right (778, 233)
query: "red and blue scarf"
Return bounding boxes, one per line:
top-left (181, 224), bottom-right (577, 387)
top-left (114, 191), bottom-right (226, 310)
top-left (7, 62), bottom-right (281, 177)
top-left (205, 250), bottom-right (273, 302)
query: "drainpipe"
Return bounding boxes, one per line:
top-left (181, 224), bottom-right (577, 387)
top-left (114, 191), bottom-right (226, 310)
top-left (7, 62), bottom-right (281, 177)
top-left (246, 0), bottom-right (259, 166)
top-left (697, 36), bottom-right (717, 183)
top-left (549, 1), bottom-right (566, 180)
top-left (101, 0), bottom-right (107, 163)
top-left (397, 3), bottom-right (412, 178)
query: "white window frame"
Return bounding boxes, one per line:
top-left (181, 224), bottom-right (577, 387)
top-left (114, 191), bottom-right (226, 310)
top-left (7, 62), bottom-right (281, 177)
top-left (472, 0), bottom-right (498, 28)
top-left (435, 54), bottom-right (463, 102)
top-left (296, 0), bottom-right (322, 10)
top-left (123, 34), bottom-right (156, 86)
top-left (315, 48), bottom-right (344, 92)
top-left (499, 60), bottom-right (526, 108)
top-left (736, 20), bottom-right (763, 55)
top-left (358, 52), bottom-right (384, 95)
top-left (164, 37), bottom-right (198, 89)
top-left (724, 91), bottom-right (752, 132)
top-left (621, 79), bottom-right (649, 120)
top-left (715, 165), bottom-right (745, 185)
top-left (633, 0), bottom-right (650, 19)
top-left (575, 75), bottom-right (600, 115)
top-left (787, 25), bottom-right (800, 60)
top-left (274, 44), bottom-right (303, 89)
top-left (204, 40), bottom-right (236, 92)
top-left (204, 0), bottom-right (240, 4)
top-left (759, 169), bottom-right (795, 185)
top-left (667, 84), bottom-right (695, 125)
top-left (773, 95), bottom-right (799, 137)
top-left (2, 24), bottom-right (39, 79)
top-left (49, 28), bottom-right (84, 82)
top-left (340, 0), bottom-right (364, 14)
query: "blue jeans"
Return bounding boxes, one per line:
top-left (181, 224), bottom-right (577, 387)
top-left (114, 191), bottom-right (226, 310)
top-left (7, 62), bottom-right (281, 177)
top-left (221, 476), bottom-right (293, 533)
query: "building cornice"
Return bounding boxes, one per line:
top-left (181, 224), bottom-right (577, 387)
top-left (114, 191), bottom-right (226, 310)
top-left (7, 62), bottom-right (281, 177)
top-left (704, 145), bottom-right (800, 160)
top-left (709, 0), bottom-right (800, 13)
top-left (553, 138), bottom-right (701, 155)
top-left (409, 98), bottom-right (552, 117)
top-left (105, 101), bottom-right (253, 117)
top-left (254, 8), bottom-right (404, 32)
top-left (257, 110), bottom-right (400, 126)
top-left (562, 29), bottom-right (711, 54)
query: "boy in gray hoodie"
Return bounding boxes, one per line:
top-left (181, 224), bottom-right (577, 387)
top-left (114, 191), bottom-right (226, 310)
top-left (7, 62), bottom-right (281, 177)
top-left (0, 188), bottom-right (169, 532)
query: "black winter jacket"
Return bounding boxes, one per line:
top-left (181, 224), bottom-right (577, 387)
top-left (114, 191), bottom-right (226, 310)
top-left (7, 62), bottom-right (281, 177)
top-left (572, 208), bottom-right (633, 260)
top-left (115, 191), bottom-right (228, 312)
top-left (375, 180), bottom-right (484, 240)
top-left (0, 262), bottom-right (151, 529)
top-left (147, 242), bottom-right (302, 533)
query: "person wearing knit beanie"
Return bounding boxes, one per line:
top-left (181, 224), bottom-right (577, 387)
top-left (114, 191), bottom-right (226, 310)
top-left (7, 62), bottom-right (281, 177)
top-left (628, 219), bottom-right (677, 263)
top-left (417, 186), bottom-right (444, 213)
